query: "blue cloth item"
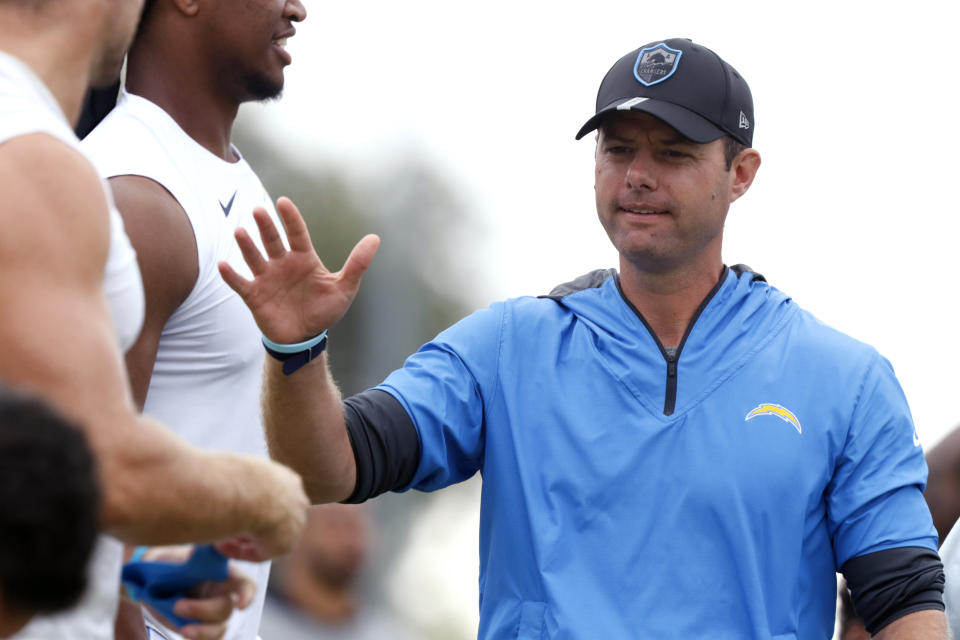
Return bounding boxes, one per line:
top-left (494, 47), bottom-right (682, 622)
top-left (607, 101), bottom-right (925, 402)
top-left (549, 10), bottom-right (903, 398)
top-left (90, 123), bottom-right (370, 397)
top-left (121, 544), bottom-right (229, 628)
top-left (376, 268), bottom-right (938, 639)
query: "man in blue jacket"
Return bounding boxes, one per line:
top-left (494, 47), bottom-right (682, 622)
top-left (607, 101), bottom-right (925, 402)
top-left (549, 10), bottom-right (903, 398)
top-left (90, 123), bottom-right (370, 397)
top-left (221, 38), bottom-right (946, 638)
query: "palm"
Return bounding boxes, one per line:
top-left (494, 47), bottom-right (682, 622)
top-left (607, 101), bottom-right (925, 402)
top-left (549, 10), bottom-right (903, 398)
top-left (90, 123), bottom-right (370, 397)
top-left (219, 197), bottom-right (380, 344)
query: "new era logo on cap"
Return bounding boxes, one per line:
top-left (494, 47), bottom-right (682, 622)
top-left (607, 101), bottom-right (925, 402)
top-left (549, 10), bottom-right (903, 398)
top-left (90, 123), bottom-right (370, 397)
top-left (739, 111), bottom-right (750, 130)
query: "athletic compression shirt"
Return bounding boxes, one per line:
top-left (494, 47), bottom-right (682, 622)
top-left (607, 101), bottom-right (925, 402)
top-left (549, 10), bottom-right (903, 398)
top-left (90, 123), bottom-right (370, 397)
top-left (83, 90), bottom-right (286, 640)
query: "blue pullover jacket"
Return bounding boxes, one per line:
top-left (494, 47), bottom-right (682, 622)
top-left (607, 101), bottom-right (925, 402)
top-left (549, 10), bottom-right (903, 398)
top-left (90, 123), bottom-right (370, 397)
top-left (377, 267), bottom-right (936, 639)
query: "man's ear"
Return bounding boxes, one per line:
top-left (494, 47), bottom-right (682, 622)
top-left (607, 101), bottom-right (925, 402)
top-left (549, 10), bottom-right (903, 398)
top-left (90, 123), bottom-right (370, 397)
top-left (729, 148), bottom-right (761, 203)
top-left (170, 0), bottom-right (200, 17)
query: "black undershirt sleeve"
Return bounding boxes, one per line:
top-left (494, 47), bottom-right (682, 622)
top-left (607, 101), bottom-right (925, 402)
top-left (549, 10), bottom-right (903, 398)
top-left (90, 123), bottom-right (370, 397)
top-left (341, 389), bottom-right (421, 504)
top-left (841, 546), bottom-right (944, 634)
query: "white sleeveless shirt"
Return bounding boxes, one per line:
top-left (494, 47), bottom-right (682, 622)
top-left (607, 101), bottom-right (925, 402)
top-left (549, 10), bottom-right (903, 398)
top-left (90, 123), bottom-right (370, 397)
top-left (83, 91), bottom-right (285, 640)
top-left (0, 51), bottom-right (145, 640)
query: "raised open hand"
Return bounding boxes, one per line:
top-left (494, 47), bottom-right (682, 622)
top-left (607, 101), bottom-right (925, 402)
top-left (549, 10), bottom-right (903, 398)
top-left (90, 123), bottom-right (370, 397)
top-left (219, 197), bottom-right (380, 344)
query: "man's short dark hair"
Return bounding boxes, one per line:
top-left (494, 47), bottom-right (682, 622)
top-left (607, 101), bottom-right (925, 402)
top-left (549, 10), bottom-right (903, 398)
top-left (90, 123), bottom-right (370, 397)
top-left (0, 387), bottom-right (101, 617)
top-left (723, 135), bottom-right (747, 171)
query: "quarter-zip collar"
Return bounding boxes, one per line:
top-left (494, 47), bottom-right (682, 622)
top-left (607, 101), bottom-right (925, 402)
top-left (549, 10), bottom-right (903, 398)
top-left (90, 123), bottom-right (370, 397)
top-left (614, 269), bottom-right (729, 415)
top-left (556, 267), bottom-right (796, 419)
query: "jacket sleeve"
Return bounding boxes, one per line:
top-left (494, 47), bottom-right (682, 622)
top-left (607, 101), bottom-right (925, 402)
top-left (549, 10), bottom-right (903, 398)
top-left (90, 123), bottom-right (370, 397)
top-left (826, 351), bottom-right (939, 568)
top-left (373, 302), bottom-right (505, 493)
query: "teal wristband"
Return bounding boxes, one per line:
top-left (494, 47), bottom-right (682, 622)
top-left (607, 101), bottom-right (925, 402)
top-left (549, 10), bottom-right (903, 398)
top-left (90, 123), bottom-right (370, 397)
top-left (262, 331), bottom-right (329, 375)
top-left (261, 330), bottom-right (328, 354)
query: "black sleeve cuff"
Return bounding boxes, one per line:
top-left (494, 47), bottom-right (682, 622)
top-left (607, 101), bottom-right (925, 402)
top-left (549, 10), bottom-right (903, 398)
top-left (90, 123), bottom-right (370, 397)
top-left (841, 546), bottom-right (945, 634)
top-left (341, 389), bottom-right (421, 504)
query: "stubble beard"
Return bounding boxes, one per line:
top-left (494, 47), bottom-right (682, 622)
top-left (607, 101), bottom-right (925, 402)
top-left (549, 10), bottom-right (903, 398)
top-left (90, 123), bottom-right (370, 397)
top-left (239, 69), bottom-right (284, 103)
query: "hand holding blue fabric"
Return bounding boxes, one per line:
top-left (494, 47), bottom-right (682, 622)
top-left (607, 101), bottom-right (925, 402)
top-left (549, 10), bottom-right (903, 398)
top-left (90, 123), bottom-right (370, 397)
top-left (122, 544), bottom-right (255, 637)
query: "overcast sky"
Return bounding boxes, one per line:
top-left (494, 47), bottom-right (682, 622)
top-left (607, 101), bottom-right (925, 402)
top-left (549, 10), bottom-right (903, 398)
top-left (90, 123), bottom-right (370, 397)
top-left (245, 0), bottom-right (960, 449)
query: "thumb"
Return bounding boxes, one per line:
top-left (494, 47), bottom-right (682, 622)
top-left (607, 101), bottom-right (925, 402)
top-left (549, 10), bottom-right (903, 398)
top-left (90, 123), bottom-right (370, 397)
top-left (338, 234), bottom-right (381, 292)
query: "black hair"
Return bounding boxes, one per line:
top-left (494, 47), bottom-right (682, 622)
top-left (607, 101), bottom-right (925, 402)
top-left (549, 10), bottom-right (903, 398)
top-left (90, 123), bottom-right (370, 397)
top-left (723, 135), bottom-right (747, 171)
top-left (0, 387), bottom-right (101, 617)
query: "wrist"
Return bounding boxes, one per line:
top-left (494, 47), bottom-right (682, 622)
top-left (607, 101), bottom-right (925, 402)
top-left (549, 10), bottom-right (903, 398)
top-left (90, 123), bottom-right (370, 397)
top-left (262, 330), bottom-right (328, 375)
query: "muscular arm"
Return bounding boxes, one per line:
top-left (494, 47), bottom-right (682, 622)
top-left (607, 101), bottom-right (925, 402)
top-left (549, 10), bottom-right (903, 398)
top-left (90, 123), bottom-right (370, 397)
top-left (109, 175), bottom-right (198, 409)
top-left (0, 135), bottom-right (306, 552)
top-left (874, 610), bottom-right (946, 639)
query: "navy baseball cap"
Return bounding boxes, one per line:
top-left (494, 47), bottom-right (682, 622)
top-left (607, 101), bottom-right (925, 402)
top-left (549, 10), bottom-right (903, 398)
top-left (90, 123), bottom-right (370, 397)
top-left (576, 38), bottom-right (754, 146)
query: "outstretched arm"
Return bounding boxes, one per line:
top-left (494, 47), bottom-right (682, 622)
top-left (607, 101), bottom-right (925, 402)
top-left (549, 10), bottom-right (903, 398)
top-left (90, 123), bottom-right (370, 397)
top-left (0, 134), bottom-right (307, 556)
top-left (220, 197), bottom-right (380, 503)
top-left (874, 610), bottom-right (946, 639)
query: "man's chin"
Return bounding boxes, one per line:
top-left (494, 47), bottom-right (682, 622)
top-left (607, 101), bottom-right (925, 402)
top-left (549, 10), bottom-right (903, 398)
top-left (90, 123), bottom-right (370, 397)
top-left (244, 73), bottom-right (284, 103)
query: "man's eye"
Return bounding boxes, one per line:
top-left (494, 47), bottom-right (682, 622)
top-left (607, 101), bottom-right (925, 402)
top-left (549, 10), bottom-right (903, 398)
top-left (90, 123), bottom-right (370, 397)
top-left (663, 149), bottom-right (689, 159)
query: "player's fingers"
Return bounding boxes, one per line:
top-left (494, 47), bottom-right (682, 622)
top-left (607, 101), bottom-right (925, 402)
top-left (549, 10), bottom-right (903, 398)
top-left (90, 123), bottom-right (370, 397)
top-left (230, 576), bottom-right (257, 610)
top-left (218, 261), bottom-right (251, 299)
top-left (275, 196), bottom-right (313, 253)
top-left (213, 537), bottom-right (265, 563)
top-left (175, 620), bottom-right (229, 640)
top-left (338, 234), bottom-right (380, 294)
top-left (194, 570), bottom-right (257, 610)
top-left (226, 567), bottom-right (258, 609)
top-left (252, 207), bottom-right (286, 259)
top-left (172, 592), bottom-right (235, 625)
top-left (234, 227), bottom-right (269, 276)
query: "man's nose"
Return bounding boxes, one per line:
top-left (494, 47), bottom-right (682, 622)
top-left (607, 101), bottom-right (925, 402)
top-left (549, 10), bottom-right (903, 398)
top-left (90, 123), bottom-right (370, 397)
top-left (626, 152), bottom-right (656, 191)
top-left (285, 0), bottom-right (306, 23)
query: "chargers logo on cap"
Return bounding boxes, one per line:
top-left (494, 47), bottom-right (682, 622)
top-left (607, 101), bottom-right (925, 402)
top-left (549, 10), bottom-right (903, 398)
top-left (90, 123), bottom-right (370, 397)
top-left (745, 403), bottom-right (802, 434)
top-left (634, 43), bottom-right (683, 86)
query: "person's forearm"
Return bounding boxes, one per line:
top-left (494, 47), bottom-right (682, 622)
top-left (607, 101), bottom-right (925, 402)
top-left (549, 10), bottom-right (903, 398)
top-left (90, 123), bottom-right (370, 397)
top-left (262, 354), bottom-right (357, 503)
top-left (1, 300), bottom-right (302, 550)
top-left (95, 414), bottom-right (298, 546)
top-left (874, 610), bottom-right (946, 639)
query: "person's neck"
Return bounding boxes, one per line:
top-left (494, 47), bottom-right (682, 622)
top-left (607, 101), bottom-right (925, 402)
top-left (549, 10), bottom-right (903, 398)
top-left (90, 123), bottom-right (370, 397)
top-left (0, 17), bottom-right (96, 126)
top-left (619, 258), bottom-right (726, 347)
top-left (125, 41), bottom-right (240, 162)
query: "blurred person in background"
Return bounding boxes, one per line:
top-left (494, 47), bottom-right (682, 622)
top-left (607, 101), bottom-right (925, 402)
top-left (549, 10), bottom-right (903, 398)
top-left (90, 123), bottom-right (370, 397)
top-left (79, 0), bottom-right (308, 637)
top-left (0, 0), bottom-right (309, 637)
top-left (222, 38), bottom-right (945, 638)
top-left (928, 427), bottom-right (960, 637)
top-left (0, 387), bottom-right (101, 638)
top-left (260, 504), bottom-right (415, 640)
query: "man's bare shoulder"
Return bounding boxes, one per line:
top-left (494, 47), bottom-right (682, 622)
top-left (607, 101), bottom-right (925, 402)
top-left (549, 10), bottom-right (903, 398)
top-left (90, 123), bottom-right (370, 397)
top-left (109, 174), bottom-right (194, 248)
top-left (108, 174), bottom-right (198, 303)
top-left (0, 133), bottom-right (110, 282)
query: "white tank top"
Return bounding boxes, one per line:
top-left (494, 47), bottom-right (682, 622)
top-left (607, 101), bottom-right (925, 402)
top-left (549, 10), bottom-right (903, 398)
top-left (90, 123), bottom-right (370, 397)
top-left (0, 51), bottom-right (145, 640)
top-left (83, 91), bottom-right (286, 640)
